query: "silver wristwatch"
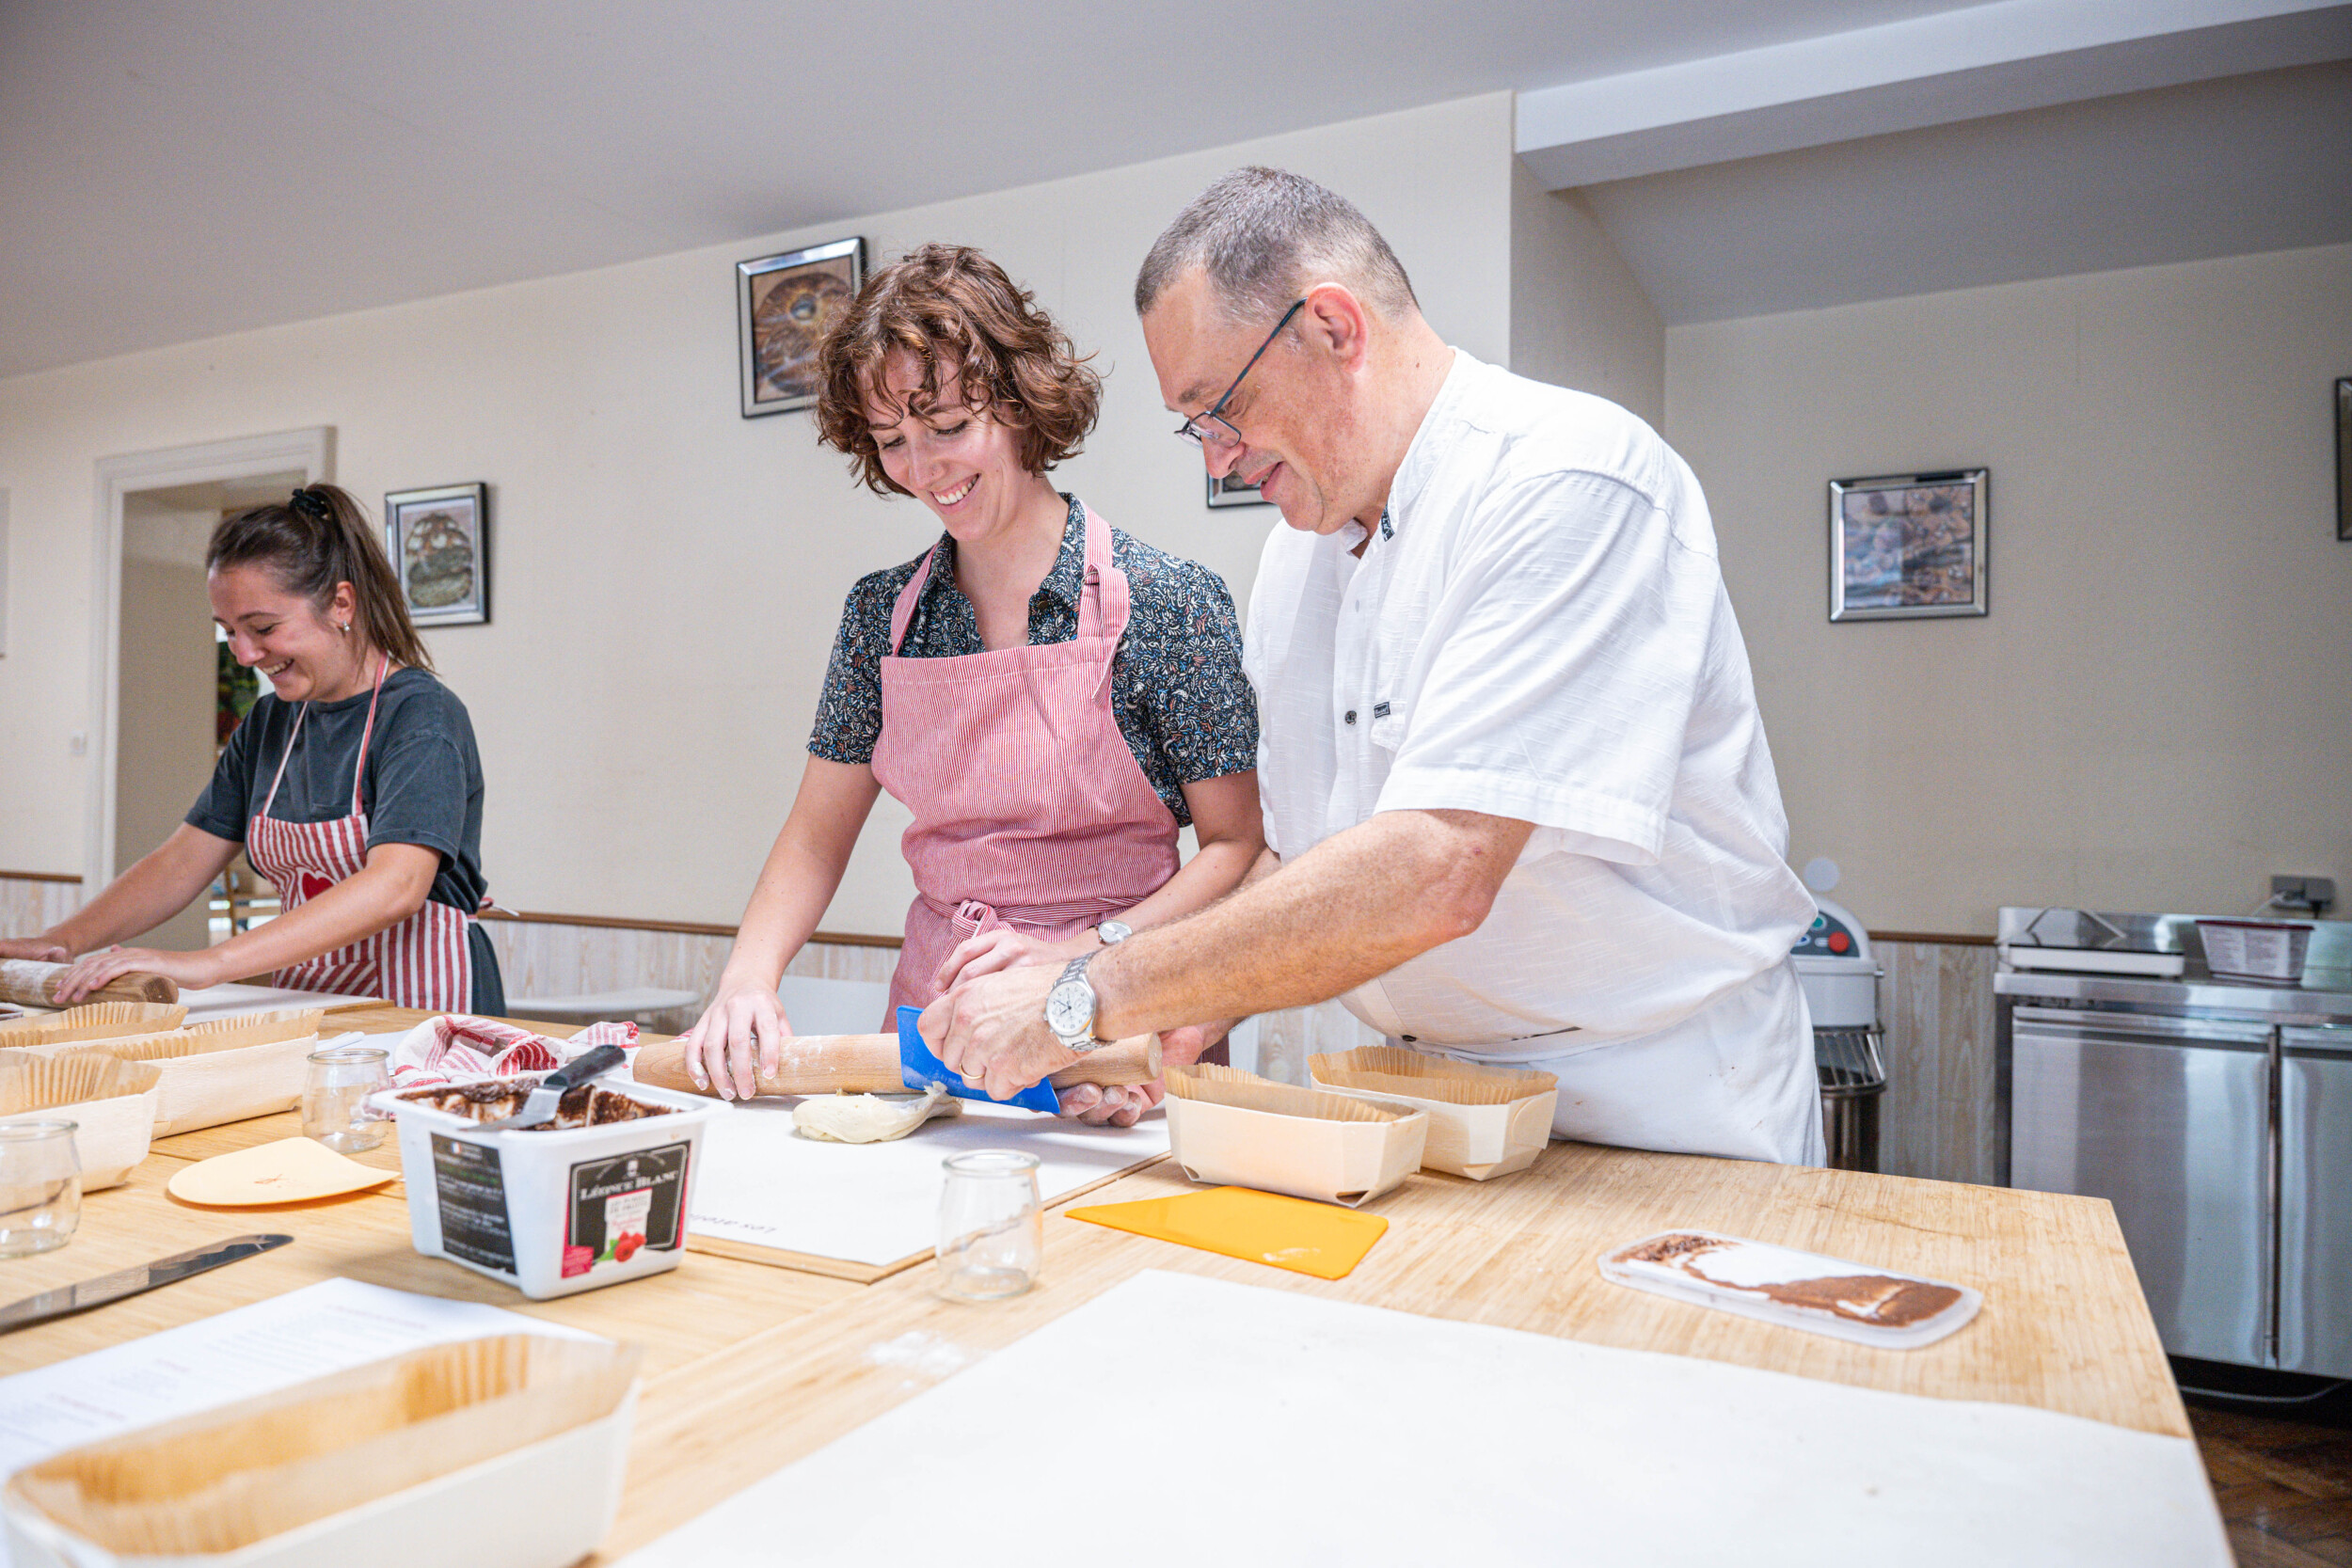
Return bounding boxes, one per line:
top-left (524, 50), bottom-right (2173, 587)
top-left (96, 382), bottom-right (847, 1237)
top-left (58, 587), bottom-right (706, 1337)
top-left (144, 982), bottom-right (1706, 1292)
top-left (1096, 919), bottom-right (1132, 946)
top-left (1044, 951), bottom-right (1103, 1053)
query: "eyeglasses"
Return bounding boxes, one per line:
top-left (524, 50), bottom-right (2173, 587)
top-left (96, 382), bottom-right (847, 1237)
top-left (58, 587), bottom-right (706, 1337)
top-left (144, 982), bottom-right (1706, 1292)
top-left (1174, 298), bottom-right (1306, 450)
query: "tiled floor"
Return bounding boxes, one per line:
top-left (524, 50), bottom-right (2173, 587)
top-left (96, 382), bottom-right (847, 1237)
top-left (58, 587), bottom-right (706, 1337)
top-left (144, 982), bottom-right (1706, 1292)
top-left (2190, 1396), bottom-right (2352, 1566)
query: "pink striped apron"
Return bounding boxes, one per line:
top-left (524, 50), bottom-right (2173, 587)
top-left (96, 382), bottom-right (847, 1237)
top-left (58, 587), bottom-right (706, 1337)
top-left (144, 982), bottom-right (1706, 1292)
top-left (870, 500), bottom-right (1180, 1017)
top-left (246, 656), bottom-right (475, 1012)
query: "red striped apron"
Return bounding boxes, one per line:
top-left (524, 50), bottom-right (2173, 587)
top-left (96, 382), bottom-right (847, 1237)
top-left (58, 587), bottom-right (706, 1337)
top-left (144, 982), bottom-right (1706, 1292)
top-left (870, 500), bottom-right (1180, 1017)
top-left (246, 656), bottom-right (475, 1011)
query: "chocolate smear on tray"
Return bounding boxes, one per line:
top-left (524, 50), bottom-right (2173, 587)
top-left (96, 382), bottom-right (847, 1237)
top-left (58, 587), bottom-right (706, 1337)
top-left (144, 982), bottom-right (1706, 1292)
top-left (1613, 1231), bottom-right (1962, 1327)
top-left (397, 1076), bottom-right (673, 1129)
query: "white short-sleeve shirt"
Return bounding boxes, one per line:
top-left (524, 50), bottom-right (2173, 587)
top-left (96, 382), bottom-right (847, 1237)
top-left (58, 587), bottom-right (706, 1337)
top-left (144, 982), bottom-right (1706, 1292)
top-left (1245, 351), bottom-right (1815, 1052)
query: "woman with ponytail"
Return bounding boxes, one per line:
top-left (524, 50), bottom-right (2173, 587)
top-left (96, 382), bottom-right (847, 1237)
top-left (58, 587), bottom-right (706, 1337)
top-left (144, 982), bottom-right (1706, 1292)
top-left (0, 483), bottom-right (505, 1013)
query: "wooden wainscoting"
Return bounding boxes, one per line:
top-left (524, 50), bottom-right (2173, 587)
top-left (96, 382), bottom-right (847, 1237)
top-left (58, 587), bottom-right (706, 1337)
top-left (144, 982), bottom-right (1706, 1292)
top-left (1874, 938), bottom-right (1999, 1186)
top-left (476, 911), bottom-right (898, 1009)
top-left (0, 872), bottom-right (84, 937)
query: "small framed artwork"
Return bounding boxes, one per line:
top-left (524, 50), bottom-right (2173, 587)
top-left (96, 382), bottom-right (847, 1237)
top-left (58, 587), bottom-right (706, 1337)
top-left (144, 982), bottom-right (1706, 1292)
top-left (739, 237), bottom-right (865, 418)
top-left (1206, 470), bottom-right (1272, 509)
top-left (1828, 468), bottom-right (1988, 623)
top-left (2336, 377), bottom-right (2349, 542)
top-left (385, 483), bottom-right (489, 627)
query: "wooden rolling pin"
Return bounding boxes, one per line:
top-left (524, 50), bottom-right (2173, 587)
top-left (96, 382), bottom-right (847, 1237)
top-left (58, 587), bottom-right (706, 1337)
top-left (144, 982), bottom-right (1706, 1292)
top-left (0, 959), bottom-right (179, 1008)
top-left (633, 1030), bottom-right (1162, 1099)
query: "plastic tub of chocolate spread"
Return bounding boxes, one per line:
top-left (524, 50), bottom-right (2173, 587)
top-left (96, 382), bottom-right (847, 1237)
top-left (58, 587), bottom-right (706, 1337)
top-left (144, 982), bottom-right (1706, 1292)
top-left (1599, 1229), bottom-right (1983, 1349)
top-left (372, 1073), bottom-right (719, 1300)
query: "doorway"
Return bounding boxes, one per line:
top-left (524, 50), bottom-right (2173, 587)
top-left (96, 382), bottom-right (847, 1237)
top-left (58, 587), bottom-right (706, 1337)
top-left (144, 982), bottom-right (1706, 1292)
top-left (86, 429), bottom-right (334, 954)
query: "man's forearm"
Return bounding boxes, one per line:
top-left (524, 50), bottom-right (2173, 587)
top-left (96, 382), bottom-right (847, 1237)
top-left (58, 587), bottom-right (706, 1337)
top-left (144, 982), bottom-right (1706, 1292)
top-left (1089, 809), bottom-right (1530, 1039)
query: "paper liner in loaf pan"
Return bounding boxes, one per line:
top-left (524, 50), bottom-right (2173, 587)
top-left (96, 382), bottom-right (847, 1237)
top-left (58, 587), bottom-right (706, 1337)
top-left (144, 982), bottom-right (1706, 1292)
top-left (0, 1001), bottom-right (188, 1047)
top-left (20, 1010), bottom-right (327, 1137)
top-left (0, 1048), bottom-right (162, 1190)
top-left (1163, 1064), bottom-right (1426, 1208)
top-left (2, 1333), bottom-right (643, 1567)
top-left (1308, 1047), bottom-right (1559, 1180)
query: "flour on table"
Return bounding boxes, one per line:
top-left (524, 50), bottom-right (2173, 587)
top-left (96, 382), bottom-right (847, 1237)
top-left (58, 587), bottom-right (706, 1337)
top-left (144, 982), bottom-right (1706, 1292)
top-left (793, 1084), bottom-right (961, 1144)
top-left (865, 1330), bottom-right (974, 1381)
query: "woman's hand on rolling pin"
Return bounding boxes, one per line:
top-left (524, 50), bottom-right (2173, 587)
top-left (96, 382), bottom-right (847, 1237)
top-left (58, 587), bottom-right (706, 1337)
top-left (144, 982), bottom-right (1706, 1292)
top-left (0, 937), bottom-right (71, 966)
top-left (677, 984), bottom-right (791, 1101)
top-left (48, 946), bottom-right (223, 1005)
top-left (1055, 1079), bottom-right (1165, 1128)
top-left (932, 928), bottom-right (1089, 993)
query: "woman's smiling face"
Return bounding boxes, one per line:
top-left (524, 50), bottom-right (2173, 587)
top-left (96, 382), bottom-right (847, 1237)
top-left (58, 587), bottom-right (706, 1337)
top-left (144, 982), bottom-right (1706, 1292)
top-left (209, 563), bottom-right (367, 704)
top-left (865, 349), bottom-right (1036, 546)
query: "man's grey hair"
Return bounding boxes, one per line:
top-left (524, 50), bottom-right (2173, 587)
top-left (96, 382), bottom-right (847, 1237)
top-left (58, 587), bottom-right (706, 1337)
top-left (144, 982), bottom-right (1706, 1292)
top-left (1134, 166), bottom-right (1418, 325)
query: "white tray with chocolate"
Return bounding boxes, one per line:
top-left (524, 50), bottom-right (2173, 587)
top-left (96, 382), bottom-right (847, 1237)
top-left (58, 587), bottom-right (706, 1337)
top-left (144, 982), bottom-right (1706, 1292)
top-left (371, 1075), bottom-right (719, 1301)
top-left (1599, 1229), bottom-right (1983, 1349)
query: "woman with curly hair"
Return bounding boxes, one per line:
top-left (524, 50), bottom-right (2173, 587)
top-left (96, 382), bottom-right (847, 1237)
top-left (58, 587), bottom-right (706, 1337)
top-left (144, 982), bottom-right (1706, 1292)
top-left (681, 245), bottom-right (1262, 1122)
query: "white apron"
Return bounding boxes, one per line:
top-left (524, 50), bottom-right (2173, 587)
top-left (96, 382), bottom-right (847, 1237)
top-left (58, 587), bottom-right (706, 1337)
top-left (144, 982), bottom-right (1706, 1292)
top-left (1406, 961), bottom-right (1827, 1166)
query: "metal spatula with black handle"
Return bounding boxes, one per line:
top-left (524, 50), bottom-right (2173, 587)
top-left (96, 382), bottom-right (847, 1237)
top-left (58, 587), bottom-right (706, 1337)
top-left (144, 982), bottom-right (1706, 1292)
top-left (475, 1043), bottom-right (629, 1132)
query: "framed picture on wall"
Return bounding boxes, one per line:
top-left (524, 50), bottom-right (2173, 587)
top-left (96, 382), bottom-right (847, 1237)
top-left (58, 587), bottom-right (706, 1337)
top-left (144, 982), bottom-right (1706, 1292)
top-left (2336, 377), bottom-right (2349, 542)
top-left (385, 483), bottom-right (489, 627)
top-left (1206, 470), bottom-right (1273, 509)
top-left (738, 237), bottom-right (865, 418)
top-left (1828, 469), bottom-right (1989, 623)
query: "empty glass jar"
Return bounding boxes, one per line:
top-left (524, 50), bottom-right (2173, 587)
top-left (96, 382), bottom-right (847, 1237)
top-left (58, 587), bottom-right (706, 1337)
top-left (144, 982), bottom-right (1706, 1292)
top-left (301, 1044), bottom-right (391, 1153)
top-left (0, 1120), bottom-right (82, 1258)
top-left (936, 1148), bottom-right (1042, 1301)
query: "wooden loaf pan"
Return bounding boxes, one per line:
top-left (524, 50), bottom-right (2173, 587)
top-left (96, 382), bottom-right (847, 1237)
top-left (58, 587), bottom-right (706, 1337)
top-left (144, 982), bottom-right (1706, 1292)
top-left (1163, 1064), bottom-right (1426, 1208)
top-left (0, 1048), bottom-right (163, 1190)
top-left (2, 1333), bottom-right (641, 1567)
top-left (18, 1010), bottom-right (325, 1136)
top-left (1309, 1047), bottom-right (1558, 1180)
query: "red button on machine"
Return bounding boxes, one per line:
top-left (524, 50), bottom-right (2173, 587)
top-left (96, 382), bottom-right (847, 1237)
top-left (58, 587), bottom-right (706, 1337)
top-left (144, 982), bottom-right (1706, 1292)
top-left (1828, 931), bottom-right (1851, 954)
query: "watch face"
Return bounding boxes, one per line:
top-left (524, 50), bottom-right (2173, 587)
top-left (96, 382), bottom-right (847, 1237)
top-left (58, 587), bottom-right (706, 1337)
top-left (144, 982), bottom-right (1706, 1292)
top-left (1045, 979), bottom-right (1093, 1040)
top-left (1098, 920), bottom-right (1132, 944)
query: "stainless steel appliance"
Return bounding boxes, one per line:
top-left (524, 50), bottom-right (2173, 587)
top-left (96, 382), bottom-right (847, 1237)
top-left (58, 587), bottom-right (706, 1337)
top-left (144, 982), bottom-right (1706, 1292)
top-left (1793, 897), bottom-right (1885, 1173)
top-left (1997, 908), bottom-right (2352, 1375)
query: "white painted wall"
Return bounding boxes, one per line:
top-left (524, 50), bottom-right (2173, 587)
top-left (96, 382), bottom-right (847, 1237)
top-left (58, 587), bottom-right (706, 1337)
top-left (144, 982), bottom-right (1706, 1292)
top-left (1669, 242), bottom-right (2352, 933)
top-left (115, 495), bottom-right (219, 949)
top-left (0, 93), bottom-right (1514, 934)
top-left (1508, 162), bottom-right (1664, 426)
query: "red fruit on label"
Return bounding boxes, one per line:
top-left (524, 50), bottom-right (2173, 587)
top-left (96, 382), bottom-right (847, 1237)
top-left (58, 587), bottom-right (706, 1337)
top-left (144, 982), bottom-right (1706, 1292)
top-left (614, 1232), bottom-right (644, 1262)
top-left (561, 1244), bottom-right (595, 1277)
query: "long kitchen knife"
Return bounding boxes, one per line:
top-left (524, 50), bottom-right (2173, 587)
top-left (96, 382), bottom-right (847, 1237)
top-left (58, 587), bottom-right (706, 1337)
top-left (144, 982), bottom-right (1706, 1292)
top-left (0, 1233), bottom-right (292, 1334)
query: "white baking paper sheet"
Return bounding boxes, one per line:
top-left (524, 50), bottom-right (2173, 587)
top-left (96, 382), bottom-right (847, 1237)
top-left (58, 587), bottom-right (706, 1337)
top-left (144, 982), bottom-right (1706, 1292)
top-left (0, 1278), bottom-right (596, 1567)
top-left (685, 1097), bottom-right (1168, 1268)
top-left (620, 1269), bottom-right (2229, 1568)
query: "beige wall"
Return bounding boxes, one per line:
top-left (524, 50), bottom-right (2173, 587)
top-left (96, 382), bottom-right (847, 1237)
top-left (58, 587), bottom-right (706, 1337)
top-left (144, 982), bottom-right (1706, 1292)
top-left (0, 93), bottom-right (1516, 937)
top-left (1669, 243), bottom-right (2352, 934)
top-left (1508, 164), bottom-right (1664, 426)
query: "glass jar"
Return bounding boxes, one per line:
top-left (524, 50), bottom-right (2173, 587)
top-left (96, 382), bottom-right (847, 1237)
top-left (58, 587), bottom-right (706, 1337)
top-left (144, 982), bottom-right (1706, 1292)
top-left (936, 1148), bottom-right (1042, 1301)
top-left (0, 1120), bottom-right (82, 1258)
top-left (301, 1044), bottom-right (392, 1153)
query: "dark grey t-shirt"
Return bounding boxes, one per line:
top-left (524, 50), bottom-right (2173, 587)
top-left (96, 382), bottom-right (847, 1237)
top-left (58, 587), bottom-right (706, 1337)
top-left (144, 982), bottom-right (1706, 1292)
top-left (187, 668), bottom-right (490, 914)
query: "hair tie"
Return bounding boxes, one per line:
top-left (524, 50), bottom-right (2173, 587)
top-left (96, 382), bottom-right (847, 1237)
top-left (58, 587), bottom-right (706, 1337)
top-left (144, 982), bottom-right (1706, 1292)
top-left (287, 486), bottom-right (332, 522)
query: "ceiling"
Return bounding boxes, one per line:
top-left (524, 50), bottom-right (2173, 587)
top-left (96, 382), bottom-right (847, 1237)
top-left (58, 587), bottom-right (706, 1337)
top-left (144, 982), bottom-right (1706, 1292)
top-left (1586, 58), bottom-right (2352, 323)
top-left (3, 0), bottom-right (2347, 376)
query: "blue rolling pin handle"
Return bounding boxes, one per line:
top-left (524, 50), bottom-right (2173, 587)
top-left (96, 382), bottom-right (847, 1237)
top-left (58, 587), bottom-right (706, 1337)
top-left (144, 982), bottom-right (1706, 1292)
top-left (897, 1006), bottom-right (1062, 1115)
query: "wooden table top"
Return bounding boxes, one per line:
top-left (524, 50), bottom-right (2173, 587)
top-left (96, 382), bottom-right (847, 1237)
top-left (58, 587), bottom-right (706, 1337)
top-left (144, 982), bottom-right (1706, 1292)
top-left (0, 1003), bottom-right (2193, 1561)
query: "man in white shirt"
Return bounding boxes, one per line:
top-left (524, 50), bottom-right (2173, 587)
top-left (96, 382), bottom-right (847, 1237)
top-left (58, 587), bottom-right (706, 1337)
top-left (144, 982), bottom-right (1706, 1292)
top-left (927, 166), bottom-right (1825, 1164)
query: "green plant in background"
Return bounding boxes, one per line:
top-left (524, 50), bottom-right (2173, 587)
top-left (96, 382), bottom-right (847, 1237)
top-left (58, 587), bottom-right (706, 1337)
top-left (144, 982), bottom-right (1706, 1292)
top-left (216, 638), bottom-right (259, 745)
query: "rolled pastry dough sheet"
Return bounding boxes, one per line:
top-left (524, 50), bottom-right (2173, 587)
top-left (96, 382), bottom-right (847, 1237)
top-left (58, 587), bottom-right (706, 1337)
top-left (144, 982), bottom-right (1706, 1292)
top-left (792, 1085), bottom-right (961, 1144)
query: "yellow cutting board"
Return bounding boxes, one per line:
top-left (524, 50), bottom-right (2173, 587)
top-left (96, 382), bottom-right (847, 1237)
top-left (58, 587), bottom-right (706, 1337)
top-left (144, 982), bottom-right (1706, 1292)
top-left (1066, 1185), bottom-right (1389, 1279)
top-left (167, 1136), bottom-right (397, 1206)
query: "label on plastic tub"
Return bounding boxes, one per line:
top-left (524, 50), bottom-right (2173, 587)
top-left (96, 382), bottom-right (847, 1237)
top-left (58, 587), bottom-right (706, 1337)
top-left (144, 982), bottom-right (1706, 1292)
top-left (565, 1142), bottom-right (689, 1277)
top-left (430, 1133), bottom-right (516, 1274)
